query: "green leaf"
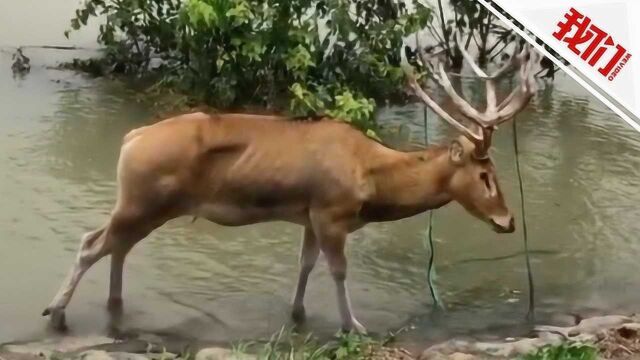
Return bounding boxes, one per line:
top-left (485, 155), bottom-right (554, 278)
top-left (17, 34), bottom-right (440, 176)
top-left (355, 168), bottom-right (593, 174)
top-left (66, 0), bottom-right (434, 134)
top-left (335, 347), bottom-right (348, 359)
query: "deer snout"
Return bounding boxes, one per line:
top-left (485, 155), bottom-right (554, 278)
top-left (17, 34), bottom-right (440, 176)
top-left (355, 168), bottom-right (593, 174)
top-left (490, 214), bottom-right (515, 234)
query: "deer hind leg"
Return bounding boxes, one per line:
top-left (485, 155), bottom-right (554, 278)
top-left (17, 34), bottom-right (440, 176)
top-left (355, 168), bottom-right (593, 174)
top-left (107, 209), bottom-right (166, 312)
top-left (291, 226), bottom-right (320, 323)
top-left (43, 207), bottom-right (169, 331)
top-left (42, 225), bottom-right (112, 330)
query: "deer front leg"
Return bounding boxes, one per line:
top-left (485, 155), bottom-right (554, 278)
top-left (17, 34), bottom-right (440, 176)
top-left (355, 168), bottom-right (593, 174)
top-left (324, 243), bottom-right (366, 333)
top-left (310, 211), bottom-right (366, 334)
top-left (291, 226), bottom-right (320, 323)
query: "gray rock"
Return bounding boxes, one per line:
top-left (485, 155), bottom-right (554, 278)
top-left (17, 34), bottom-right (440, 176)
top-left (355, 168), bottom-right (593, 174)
top-left (536, 331), bottom-right (565, 344)
top-left (108, 352), bottom-right (150, 360)
top-left (145, 351), bottom-right (178, 360)
top-left (2, 336), bottom-right (116, 358)
top-left (195, 348), bottom-right (254, 360)
top-left (77, 350), bottom-right (114, 360)
top-left (447, 353), bottom-right (476, 360)
top-left (621, 323), bottom-right (640, 331)
top-left (573, 315), bottom-right (633, 334)
top-left (535, 314), bottom-right (633, 338)
top-left (420, 314), bottom-right (640, 360)
top-left (548, 313), bottom-right (580, 327)
top-left (0, 351), bottom-right (43, 360)
top-left (418, 351), bottom-right (449, 360)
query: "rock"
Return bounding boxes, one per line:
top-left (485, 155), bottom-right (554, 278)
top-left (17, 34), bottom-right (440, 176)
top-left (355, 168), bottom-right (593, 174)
top-left (548, 313), bottom-right (580, 327)
top-left (619, 323), bottom-right (640, 332)
top-left (422, 335), bottom-right (558, 360)
top-left (0, 351), bottom-right (43, 360)
top-left (11, 48), bottom-right (31, 75)
top-left (534, 325), bottom-right (572, 338)
top-left (537, 331), bottom-right (564, 344)
top-left (196, 348), bottom-right (229, 360)
top-left (535, 315), bottom-right (633, 339)
top-left (419, 340), bottom-right (477, 360)
top-left (195, 347), bottom-right (254, 360)
top-left (473, 338), bottom-right (543, 358)
top-left (2, 336), bottom-right (116, 358)
top-left (364, 345), bottom-right (415, 360)
top-left (447, 352), bottom-right (475, 360)
top-left (77, 350), bottom-right (114, 360)
top-left (418, 351), bottom-right (448, 360)
top-left (109, 352), bottom-right (151, 360)
top-left (145, 352), bottom-right (178, 360)
top-left (573, 315), bottom-right (633, 334)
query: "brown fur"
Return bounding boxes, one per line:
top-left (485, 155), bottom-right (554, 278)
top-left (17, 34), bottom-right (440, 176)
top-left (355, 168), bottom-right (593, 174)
top-left (43, 112), bottom-right (515, 332)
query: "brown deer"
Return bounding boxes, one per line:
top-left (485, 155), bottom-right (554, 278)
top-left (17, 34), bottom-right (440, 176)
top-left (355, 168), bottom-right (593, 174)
top-left (42, 40), bottom-right (539, 333)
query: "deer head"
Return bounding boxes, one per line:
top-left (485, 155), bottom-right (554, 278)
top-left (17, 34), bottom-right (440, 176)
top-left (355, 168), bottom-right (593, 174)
top-left (405, 35), bottom-right (539, 233)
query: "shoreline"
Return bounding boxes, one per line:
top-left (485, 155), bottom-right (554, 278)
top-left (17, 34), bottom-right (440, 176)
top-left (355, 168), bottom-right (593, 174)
top-left (2, 314), bottom-right (640, 360)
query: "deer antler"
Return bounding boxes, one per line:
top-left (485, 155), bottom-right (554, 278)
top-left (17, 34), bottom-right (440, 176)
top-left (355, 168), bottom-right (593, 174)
top-left (405, 33), bottom-right (539, 158)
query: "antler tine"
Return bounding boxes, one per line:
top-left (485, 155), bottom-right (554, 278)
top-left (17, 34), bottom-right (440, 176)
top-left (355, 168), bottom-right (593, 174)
top-left (404, 32), bottom-right (539, 158)
top-left (454, 32), bottom-right (519, 80)
top-left (413, 34), bottom-right (484, 124)
top-left (496, 45), bottom-right (532, 112)
top-left (454, 33), bottom-right (489, 78)
top-left (494, 44), bottom-right (539, 125)
top-left (405, 36), bottom-right (484, 145)
top-left (488, 44), bottom-right (520, 79)
top-left (406, 74), bottom-right (483, 144)
top-left (417, 33), bottom-right (486, 124)
top-left (454, 34), bottom-right (521, 115)
top-left (455, 33), bottom-right (499, 117)
top-left (434, 61), bottom-right (485, 121)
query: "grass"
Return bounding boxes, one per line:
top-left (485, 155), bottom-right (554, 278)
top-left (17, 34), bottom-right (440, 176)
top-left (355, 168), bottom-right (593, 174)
top-left (520, 342), bottom-right (599, 360)
top-left (230, 326), bottom-right (412, 360)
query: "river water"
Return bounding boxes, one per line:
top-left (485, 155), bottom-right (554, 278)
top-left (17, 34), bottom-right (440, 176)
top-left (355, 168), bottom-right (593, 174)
top-left (1, 1), bottom-right (640, 349)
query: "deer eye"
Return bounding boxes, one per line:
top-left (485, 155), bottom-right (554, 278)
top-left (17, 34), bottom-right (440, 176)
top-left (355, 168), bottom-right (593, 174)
top-left (479, 172), bottom-right (491, 191)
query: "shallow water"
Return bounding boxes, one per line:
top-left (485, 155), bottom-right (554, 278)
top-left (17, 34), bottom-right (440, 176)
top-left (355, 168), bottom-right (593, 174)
top-left (1, 1), bottom-right (640, 349)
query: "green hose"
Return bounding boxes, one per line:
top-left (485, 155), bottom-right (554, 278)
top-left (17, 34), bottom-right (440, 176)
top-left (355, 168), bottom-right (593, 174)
top-left (512, 117), bottom-right (536, 322)
top-left (423, 105), bottom-right (444, 310)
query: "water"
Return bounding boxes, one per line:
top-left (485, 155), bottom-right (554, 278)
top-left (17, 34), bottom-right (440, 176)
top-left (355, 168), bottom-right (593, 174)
top-left (2, 1), bottom-right (640, 349)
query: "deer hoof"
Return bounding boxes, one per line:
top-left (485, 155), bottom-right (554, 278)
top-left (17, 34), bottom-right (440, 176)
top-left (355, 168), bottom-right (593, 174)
top-left (291, 306), bottom-right (306, 323)
top-left (46, 308), bottom-right (68, 332)
top-left (342, 318), bottom-right (367, 334)
top-left (107, 298), bottom-right (123, 312)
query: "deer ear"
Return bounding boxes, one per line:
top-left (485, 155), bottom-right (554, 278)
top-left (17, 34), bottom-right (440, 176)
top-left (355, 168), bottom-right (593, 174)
top-left (449, 140), bottom-right (466, 164)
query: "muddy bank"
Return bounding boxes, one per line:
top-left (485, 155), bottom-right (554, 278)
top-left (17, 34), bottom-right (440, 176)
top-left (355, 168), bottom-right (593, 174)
top-left (420, 314), bottom-right (640, 359)
top-left (3, 314), bottom-right (640, 360)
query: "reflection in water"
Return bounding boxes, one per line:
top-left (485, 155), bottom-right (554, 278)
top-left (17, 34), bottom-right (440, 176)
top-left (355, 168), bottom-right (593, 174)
top-left (1, 48), bottom-right (640, 348)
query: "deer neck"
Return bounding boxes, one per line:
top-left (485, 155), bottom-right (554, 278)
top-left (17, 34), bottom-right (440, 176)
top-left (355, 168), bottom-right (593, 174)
top-left (360, 144), bottom-right (455, 222)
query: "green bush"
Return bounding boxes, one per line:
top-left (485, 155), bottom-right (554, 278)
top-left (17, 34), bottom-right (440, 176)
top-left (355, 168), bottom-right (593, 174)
top-left (67, 0), bottom-right (431, 131)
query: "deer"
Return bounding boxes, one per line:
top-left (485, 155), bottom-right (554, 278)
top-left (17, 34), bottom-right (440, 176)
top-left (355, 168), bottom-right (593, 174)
top-left (42, 38), bottom-right (539, 334)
